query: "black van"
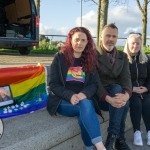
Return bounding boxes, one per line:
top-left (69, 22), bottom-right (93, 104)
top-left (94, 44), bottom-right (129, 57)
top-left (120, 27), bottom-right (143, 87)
top-left (0, 0), bottom-right (39, 55)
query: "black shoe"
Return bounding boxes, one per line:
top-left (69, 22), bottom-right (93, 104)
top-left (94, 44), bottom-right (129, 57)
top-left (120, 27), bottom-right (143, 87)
top-left (115, 137), bottom-right (131, 150)
top-left (105, 133), bottom-right (117, 150)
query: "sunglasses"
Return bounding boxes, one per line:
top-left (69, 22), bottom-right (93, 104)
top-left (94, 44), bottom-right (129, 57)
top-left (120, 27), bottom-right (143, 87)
top-left (129, 32), bottom-right (142, 36)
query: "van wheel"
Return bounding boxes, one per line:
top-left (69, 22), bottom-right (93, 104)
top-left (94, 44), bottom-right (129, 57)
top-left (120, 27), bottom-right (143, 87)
top-left (19, 47), bottom-right (31, 55)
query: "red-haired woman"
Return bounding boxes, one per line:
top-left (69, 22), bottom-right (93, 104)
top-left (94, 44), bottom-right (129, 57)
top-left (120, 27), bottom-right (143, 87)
top-left (47, 27), bottom-right (105, 150)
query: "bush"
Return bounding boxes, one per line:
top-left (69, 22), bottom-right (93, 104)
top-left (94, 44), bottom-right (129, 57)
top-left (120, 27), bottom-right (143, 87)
top-left (33, 39), bottom-right (60, 54)
top-left (117, 46), bottom-right (150, 54)
top-left (1, 41), bottom-right (150, 55)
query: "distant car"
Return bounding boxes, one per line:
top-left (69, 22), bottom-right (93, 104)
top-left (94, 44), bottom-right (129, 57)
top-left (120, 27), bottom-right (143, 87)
top-left (0, 0), bottom-right (39, 55)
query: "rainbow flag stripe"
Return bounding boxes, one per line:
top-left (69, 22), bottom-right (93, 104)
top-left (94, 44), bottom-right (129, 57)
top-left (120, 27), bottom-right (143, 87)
top-left (0, 65), bottom-right (48, 118)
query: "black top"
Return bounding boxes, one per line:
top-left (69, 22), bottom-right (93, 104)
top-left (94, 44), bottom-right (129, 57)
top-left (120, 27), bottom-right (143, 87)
top-left (129, 54), bottom-right (150, 95)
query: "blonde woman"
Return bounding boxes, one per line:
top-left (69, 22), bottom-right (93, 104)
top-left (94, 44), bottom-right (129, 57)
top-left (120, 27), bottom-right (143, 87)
top-left (124, 33), bottom-right (150, 146)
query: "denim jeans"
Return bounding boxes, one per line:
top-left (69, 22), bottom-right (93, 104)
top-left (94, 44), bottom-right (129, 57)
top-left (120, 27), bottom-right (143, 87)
top-left (98, 84), bottom-right (129, 138)
top-left (57, 99), bottom-right (102, 148)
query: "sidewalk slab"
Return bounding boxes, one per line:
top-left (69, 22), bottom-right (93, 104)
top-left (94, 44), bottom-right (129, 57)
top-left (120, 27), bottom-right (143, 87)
top-left (126, 123), bottom-right (150, 150)
top-left (0, 108), bottom-right (109, 150)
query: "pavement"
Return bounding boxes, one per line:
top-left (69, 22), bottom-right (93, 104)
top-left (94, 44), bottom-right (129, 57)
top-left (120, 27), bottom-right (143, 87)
top-left (0, 53), bottom-right (53, 68)
top-left (0, 53), bottom-right (150, 150)
top-left (125, 123), bottom-right (150, 150)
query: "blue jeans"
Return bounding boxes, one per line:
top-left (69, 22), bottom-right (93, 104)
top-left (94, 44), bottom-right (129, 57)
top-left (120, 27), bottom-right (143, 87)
top-left (98, 84), bottom-right (129, 138)
top-left (57, 99), bottom-right (102, 148)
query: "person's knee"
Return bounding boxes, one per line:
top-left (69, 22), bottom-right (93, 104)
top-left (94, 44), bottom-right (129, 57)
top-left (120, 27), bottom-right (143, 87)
top-left (108, 84), bottom-right (123, 95)
top-left (79, 99), bottom-right (94, 112)
top-left (80, 99), bottom-right (93, 107)
top-left (112, 84), bottom-right (122, 92)
top-left (129, 96), bottom-right (141, 108)
top-left (142, 95), bottom-right (150, 108)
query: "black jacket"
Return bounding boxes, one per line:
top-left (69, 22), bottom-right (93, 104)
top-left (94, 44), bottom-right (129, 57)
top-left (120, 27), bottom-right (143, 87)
top-left (47, 52), bottom-right (102, 116)
top-left (130, 54), bottom-right (150, 96)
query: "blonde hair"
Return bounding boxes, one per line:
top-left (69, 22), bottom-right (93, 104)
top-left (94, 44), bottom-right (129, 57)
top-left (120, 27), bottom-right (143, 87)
top-left (124, 33), bottom-right (148, 64)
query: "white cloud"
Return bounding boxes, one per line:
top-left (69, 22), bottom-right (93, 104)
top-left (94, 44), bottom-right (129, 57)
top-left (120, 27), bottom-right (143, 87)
top-left (74, 6), bottom-right (144, 38)
top-left (108, 7), bottom-right (143, 37)
top-left (107, 6), bottom-right (150, 45)
top-left (39, 23), bottom-right (70, 41)
top-left (76, 10), bottom-right (97, 37)
top-left (40, 23), bottom-right (69, 35)
top-left (40, 5), bottom-right (150, 45)
top-left (124, 27), bottom-right (142, 34)
top-left (76, 6), bottom-right (149, 45)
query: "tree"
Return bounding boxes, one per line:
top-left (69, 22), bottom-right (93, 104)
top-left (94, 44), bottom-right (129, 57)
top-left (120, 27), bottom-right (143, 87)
top-left (96, 0), bottom-right (128, 46)
top-left (97, 0), bottom-right (109, 46)
top-left (85, 0), bottom-right (109, 46)
top-left (83, 0), bottom-right (150, 46)
top-left (35, 0), bottom-right (40, 16)
top-left (40, 35), bottom-right (46, 41)
top-left (97, 0), bottom-right (101, 46)
top-left (136, 0), bottom-right (150, 46)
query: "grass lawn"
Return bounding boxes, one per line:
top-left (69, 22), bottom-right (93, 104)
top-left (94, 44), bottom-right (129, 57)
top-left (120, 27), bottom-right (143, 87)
top-left (0, 47), bottom-right (150, 54)
top-left (0, 48), bottom-right (58, 54)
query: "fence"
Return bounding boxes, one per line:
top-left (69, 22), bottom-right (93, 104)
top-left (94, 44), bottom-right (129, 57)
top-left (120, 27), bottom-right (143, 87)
top-left (40, 34), bottom-right (150, 47)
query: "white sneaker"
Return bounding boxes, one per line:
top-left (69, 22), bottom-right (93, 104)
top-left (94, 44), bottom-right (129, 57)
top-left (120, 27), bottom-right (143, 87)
top-left (133, 131), bottom-right (143, 146)
top-left (147, 131), bottom-right (150, 145)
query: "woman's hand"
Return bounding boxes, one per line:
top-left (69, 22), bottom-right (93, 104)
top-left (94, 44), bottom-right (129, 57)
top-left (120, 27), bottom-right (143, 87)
top-left (77, 92), bottom-right (87, 101)
top-left (133, 86), bottom-right (148, 94)
top-left (70, 94), bottom-right (80, 105)
top-left (139, 86), bottom-right (148, 93)
top-left (70, 93), bottom-right (87, 105)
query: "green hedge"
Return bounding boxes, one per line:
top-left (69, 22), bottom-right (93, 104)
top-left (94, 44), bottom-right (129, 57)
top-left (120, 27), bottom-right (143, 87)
top-left (0, 43), bottom-right (150, 54)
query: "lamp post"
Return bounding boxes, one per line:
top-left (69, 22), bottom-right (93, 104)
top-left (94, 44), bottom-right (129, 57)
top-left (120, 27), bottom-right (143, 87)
top-left (80, 0), bottom-right (82, 26)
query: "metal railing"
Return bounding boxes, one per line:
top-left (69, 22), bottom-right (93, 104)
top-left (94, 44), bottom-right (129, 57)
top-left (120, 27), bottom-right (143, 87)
top-left (40, 34), bottom-right (150, 47)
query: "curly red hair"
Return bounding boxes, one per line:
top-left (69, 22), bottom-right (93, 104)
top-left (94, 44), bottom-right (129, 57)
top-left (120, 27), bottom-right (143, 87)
top-left (60, 27), bottom-right (98, 73)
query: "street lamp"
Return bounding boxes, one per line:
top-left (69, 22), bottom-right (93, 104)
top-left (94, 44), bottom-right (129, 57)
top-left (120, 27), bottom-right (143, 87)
top-left (80, 0), bottom-right (82, 26)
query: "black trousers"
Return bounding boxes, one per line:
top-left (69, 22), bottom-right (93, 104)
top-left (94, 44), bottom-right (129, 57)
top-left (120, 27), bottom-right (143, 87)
top-left (129, 93), bottom-right (150, 132)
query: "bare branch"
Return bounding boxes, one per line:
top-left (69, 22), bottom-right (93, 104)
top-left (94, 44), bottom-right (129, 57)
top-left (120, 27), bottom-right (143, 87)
top-left (90, 0), bottom-right (98, 5)
top-left (109, 0), bottom-right (128, 6)
top-left (83, 0), bottom-right (98, 5)
top-left (136, 0), bottom-right (144, 13)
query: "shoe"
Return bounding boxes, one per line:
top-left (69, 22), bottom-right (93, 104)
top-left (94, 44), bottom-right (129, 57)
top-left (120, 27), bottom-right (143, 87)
top-left (147, 131), bottom-right (150, 145)
top-left (105, 133), bottom-right (117, 150)
top-left (133, 130), bottom-right (143, 146)
top-left (115, 137), bottom-right (131, 150)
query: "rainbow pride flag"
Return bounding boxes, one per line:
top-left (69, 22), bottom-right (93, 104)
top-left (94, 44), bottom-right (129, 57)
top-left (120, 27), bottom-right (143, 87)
top-left (0, 65), bottom-right (48, 118)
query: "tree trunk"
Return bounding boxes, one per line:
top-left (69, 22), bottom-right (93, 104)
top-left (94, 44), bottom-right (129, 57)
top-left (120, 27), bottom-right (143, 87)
top-left (142, 0), bottom-right (147, 46)
top-left (97, 0), bottom-right (109, 47)
top-left (136, 0), bottom-right (148, 46)
top-left (96, 0), bottom-right (101, 47)
top-left (35, 0), bottom-right (40, 16)
top-left (100, 0), bottom-right (109, 31)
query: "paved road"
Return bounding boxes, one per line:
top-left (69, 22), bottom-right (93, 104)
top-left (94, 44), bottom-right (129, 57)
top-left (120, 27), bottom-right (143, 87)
top-left (0, 53), bottom-right (54, 68)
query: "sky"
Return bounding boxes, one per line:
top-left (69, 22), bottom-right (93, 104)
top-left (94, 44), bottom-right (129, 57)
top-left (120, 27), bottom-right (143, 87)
top-left (39, 0), bottom-right (150, 46)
